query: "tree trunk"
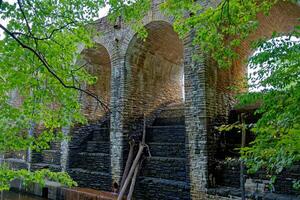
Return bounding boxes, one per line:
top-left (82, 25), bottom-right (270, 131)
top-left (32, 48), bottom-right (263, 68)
top-left (120, 140), bottom-right (135, 189)
top-left (118, 143), bottom-right (145, 200)
top-left (240, 113), bottom-right (246, 200)
top-left (127, 159), bottom-right (142, 200)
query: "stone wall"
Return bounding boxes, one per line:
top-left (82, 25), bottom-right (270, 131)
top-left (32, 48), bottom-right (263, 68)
top-left (71, 1), bottom-right (300, 199)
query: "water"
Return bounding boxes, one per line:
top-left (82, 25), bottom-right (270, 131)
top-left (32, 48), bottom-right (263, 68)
top-left (1, 191), bottom-right (46, 200)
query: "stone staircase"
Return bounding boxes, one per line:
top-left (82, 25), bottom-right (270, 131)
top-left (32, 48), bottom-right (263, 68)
top-left (68, 121), bottom-right (111, 191)
top-left (31, 142), bottom-right (62, 172)
top-left (135, 103), bottom-right (190, 200)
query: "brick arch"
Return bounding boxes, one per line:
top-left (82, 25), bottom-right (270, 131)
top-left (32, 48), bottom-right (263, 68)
top-left (231, 1), bottom-right (300, 92)
top-left (79, 43), bottom-right (112, 121)
top-left (117, 1), bottom-right (173, 57)
top-left (209, 1), bottom-right (300, 120)
top-left (123, 20), bottom-right (184, 125)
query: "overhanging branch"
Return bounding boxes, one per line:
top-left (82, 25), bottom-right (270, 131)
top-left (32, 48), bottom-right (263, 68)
top-left (0, 23), bottom-right (110, 113)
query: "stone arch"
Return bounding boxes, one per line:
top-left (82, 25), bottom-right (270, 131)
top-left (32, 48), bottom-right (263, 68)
top-left (210, 1), bottom-right (300, 119)
top-left (209, 0), bottom-right (300, 191)
top-left (232, 1), bottom-right (300, 91)
top-left (123, 20), bottom-right (184, 126)
top-left (79, 43), bottom-right (112, 121)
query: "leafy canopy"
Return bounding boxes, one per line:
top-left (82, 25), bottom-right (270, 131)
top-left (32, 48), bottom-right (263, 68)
top-left (0, 0), bottom-right (105, 189)
top-left (240, 31), bottom-right (300, 181)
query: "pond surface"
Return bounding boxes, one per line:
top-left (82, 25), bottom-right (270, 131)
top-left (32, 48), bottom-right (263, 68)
top-left (1, 191), bottom-right (46, 200)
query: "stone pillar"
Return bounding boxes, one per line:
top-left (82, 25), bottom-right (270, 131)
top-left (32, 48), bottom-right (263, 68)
top-left (27, 122), bottom-right (35, 171)
top-left (183, 34), bottom-right (209, 199)
top-left (60, 126), bottom-right (70, 172)
top-left (109, 37), bottom-right (127, 185)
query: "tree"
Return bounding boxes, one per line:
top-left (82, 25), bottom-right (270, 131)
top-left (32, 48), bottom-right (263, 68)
top-left (0, 0), bottom-right (106, 190)
top-left (0, 0), bottom-right (299, 192)
top-left (239, 32), bottom-right (300, 188)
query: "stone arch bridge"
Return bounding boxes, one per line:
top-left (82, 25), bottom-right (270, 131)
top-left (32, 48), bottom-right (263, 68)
top-left (7, 1), bottom-right (300, 199)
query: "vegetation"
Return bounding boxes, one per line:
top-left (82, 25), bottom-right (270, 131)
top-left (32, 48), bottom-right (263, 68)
top-left (0, 0), bottom-right (299, 191)
top-left (240, 33), bottom-right (300, 186)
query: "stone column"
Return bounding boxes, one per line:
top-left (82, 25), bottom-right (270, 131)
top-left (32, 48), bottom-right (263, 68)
top-left (183, 34), bottom-right (209, 199)
top-left (60, 126), bottom-right (70, 172)
top-left (109, 36), bottom-right (127, 185)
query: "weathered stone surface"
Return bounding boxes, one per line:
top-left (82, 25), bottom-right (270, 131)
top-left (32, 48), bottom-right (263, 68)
top-left (68, 120), bottom-right (112, 192)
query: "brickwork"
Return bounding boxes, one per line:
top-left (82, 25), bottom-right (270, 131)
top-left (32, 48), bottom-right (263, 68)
top-left (79, 44), bottom-right (112, 121)
top-left (124, 21), bottom-right (184, 126)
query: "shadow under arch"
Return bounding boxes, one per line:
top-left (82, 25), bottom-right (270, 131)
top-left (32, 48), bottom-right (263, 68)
top-left (124, 20), bottom-right (184, 130)
top-left (79, 43), bottom-right (112, 121)
top-left (67, 43), bottom-right (113, 192)
top-left (121, 20), bottom-right (191, 199)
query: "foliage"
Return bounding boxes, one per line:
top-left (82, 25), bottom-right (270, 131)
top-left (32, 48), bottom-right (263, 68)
top-left (0, 0), bottom-right (105, 190)
top-left (239, 30), bottom-right (300, 182)
top-left (0, 163), bottom-right (77, 191)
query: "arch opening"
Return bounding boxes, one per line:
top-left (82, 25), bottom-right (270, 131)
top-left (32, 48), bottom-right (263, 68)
top-left (124, 21), bottom-right (184, 125)
top-left (232, 1), bottom-right (300, 93)
top-left (79, 44), bottom-right (111, 121)
top-left (212, 1), bottom-right (300, 192)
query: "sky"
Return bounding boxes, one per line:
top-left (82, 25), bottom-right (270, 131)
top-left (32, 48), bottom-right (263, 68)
top-left (248, 36), bottom-right (300, 92)
top-left (0, 0), bottom-right (110, 39)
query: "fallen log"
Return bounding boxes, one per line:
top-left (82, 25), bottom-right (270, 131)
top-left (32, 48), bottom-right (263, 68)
top-left (117, 143), bottom-right (145, 200)
top-left (127, 159), bottom-right (142, 200)
top-left (120, 139), bottom-right (135, 189)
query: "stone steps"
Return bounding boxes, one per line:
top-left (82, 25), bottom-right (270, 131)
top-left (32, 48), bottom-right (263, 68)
top-left (86, 141), bottom-right (110, 154)
top-left (50, 142), bottom-right (61, 150)
top-left (137, 104), bottom-right (188, 199)
top-left (141, 156), bottom-right (186, 181)
top-left (31, 163), bottom-right (61, 172)
top-left (4, 158), bottom-right (28, 170)
top-left (153, 116), bottom-right (185, 126)
top-left (68, 120), bottom-right (111, 190)
top-left (135, 177), bottom-right (190, 200)
top-left (148, 142), bottom-right (185, 157)
top-left (68, 168), bottom-right (111, 191)
top-left (42, 150), bottom-right (61, 165)
top-left (153, 104), bottom-right (185, 126)
top-left (71, 152), bottom-right (110, 172)
top-left (146, 126), bottom-right (185, 143)
top-left (92, 128), bottom-right (110, 141)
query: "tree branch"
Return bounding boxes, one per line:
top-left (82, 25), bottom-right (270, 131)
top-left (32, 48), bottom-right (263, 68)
top-left (0, 23), bottom-right (110, 113)
top-left (17, 0), bottom-right (33, 36)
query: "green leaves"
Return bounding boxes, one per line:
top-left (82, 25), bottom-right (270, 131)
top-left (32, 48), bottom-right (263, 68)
top-left (239, 32), bottom-right (300, 187)
top-left (0, 0), bottom-right (106, 190)
top-left (0, 163), bottom-right (77, 191)
top-left (160, 0), bottom-right (276, 68)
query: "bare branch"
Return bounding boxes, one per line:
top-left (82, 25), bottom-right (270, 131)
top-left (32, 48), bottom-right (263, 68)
top-left (17, 0), bottom-right (33, 36)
